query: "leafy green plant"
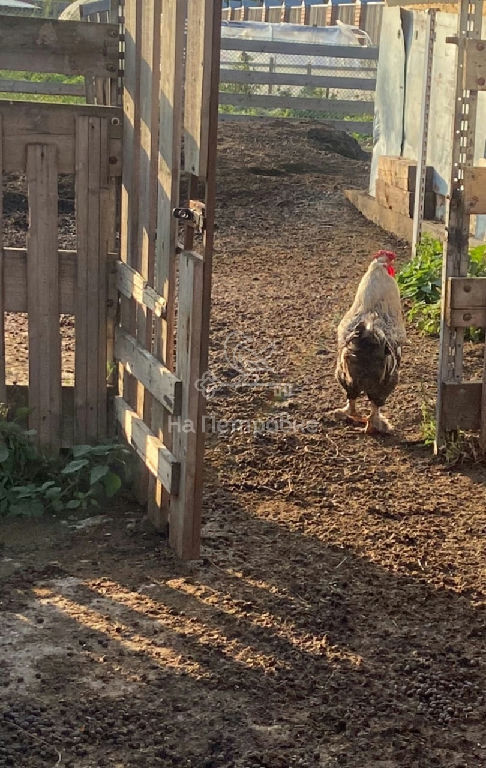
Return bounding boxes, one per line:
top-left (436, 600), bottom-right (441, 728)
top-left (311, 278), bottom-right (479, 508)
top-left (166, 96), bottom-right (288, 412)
top-left (397, 234), bottom-right (443, 305)
top-left (397, 235), bottom-right (486, 339)
top-left (0, 409), bottom-right (131, 519)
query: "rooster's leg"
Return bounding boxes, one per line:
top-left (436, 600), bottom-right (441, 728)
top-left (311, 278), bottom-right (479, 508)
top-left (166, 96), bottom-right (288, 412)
top-left (334, 399), bottom-right (367, 424)
top-left (365, 403), bottom-right (392, 434)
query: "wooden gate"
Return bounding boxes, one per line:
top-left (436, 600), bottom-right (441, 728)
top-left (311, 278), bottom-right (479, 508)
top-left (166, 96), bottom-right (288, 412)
top-left (0, 14), bottom-right (122, 453)
top-left (115, 0), bottom-right (221, 559)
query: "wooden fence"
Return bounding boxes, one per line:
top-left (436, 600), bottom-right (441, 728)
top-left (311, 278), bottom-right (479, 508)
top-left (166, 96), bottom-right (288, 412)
top-left (0, 3), bottom-right (220, 559)
top-left (219, 36), bottom-right (377, 132)
top-left (116, 0), bottom-right (221, 559)
top-left (0, 100), bottom-right (122, 452)
top-left (0, 13), bottom-right (119, 102)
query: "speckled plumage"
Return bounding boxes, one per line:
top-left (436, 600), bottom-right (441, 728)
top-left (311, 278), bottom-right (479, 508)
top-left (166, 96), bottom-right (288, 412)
top-left (336, 258), bottom-right (406, 409)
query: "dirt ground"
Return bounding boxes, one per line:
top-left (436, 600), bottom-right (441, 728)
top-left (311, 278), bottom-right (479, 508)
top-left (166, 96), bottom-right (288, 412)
top-left (0, 120), bottom-right (485, 768)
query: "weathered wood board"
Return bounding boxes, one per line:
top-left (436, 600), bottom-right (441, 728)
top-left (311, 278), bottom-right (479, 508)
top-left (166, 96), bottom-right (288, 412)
top-left (343, 188), bottom-right (485, 246)
top-left (448, 276), bottom-right (486, 308)
top-left (0, 248), bottom-right (76, 313)
top-left (114, 327), bottom-right (182, 415)
top-left (0, 16), bottom-right (119, 78)
top-left (169, 251), bottom-right (204, 559)
top-left (115, 396), bottom-right (180, 495)
top-left (463, 38), bottom-right (486, 91)
top-left (75, 116), bottom-right (110, 443)
top-left (375, 178), bottom-right (435, 218)
top-left (440, 381), bottom-right (482, 432)
top-left (26, 144), bottom-right (62, 454)
top-left (184, 0), bottom-right (214, 177)
top-left (447, 276), bottom-right (486, 327)
top-left (377, 155), bottom-right (434, 192)
top-left (0, 101), bottom-right (122, 175)
top-left (463, 166), bottom-right (486, 214)
top-left (0, 79), bottom-right (85, 97)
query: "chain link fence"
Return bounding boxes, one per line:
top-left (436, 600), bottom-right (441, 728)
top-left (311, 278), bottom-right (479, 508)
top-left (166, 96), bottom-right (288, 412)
top-left (220, 46), bottom-right (376, 100)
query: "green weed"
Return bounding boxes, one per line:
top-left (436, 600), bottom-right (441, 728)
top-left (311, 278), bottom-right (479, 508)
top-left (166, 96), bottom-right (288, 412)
top-left (397, 235), bottom-right (486, 339)
top-left (0, 408), bottom-right (131, 519)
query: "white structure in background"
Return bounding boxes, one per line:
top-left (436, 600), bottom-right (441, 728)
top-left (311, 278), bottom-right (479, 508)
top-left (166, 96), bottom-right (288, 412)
top-left (370, 7), bottom-right (486, 237)
top-left (221, 18), bottom-right (374, 68)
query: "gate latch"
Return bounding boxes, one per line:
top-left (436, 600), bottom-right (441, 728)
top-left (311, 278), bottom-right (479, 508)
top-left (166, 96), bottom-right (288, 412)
top-left (172, 200), bottom-right (206, 234)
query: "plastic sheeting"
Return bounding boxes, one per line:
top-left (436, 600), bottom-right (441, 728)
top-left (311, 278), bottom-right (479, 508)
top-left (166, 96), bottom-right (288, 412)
top-left (370, 8), bottom-right (486, 237)
top-left (369, 7), bottom-right (404, 196)
top-left (221, 20), bottom-right (375, 71)
top-left (402, 11), bottom-right (457, 202)
top-left (221, 20), bottom-right (364, 46)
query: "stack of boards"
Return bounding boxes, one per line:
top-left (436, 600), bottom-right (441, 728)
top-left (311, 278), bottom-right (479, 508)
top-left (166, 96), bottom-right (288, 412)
top-left (375, 156), bottom-right (436, 220)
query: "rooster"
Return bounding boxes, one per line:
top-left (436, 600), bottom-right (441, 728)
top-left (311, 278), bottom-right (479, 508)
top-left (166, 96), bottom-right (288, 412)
top-left (334, 250), bottom-right (406, 434)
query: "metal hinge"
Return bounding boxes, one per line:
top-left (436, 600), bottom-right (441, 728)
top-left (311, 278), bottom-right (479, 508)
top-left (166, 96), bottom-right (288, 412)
top-left (172, 200), bottom-right (206, 234)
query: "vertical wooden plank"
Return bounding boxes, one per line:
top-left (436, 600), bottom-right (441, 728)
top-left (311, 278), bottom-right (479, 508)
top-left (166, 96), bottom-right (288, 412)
top-left (85, 76), bottom-right (96, 104)
top-left (75, 117), bottom-right (89, 441)
top-left (149, 0), bottom-right (186, 528)
top-left (0, 116), bottom-right (6, 404)
top-left (132, 0), bottom-right (162, 502)
top-left (86, 118), bottom-right (102, 441)
top-left (156, 0), bottom-right (185, 363)
top-left (184, 0), bottom-right (214, 178)
top-left (120, 0), bottom-right (143, 415)
top-left (26, 144), bottom-right (61, 454)
top-left (301, 1), bottom-right (311, 26)
top-left (170, 0), bottom-right (222, 558)
top-left (170, 253), bottom-right (204, 558)
top-left (121, 0), bottom-right (142, 269)
top-left (97, 118), bottom-right (110, 437)
top-left (75, 116), bottom-right (109, 443)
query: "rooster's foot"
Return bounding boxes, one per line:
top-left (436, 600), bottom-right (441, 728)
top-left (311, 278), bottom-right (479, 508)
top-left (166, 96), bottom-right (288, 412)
top-left (364, 410), bottom-right (393, 435)
top-left (333, 401), bottom-right (367, 425)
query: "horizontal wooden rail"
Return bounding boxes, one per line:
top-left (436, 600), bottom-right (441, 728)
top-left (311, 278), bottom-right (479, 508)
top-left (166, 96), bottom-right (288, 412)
top-left (0, 101), bottom-right (122, 174)
top-left (219, 69), bottom-right (376, 90)
top-left (449, 277), bottom-right (486, 308)
top-left (447, 277), bottom-right (486, 328)
top-left (115, 327), bottom-right (182, 415)
top-left (116, 260), bottom-right (166, 317)
top-left (221, 39), bottom-right (379, 60)
top-left (220, 61), bottom-right (374, 73)
top-left (0, 79), bottom-right (85, 97)
top-left (0, 16), bottom-right (119, 78)
top-left (1, 247), bottom-right (75, 313)
top-left (218, 91), bottom-right (374, 115)
top-left (115, 396), bottom-right (180, 495)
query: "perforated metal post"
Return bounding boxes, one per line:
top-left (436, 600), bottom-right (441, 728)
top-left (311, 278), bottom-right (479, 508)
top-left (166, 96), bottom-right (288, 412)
top-left (412, 9), bottom-right (437, 258)
top-left (435, 0), bottom-right (483, 450)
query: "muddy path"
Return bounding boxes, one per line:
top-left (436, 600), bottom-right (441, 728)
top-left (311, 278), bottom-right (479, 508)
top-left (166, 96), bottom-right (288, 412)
top-left (0, 120), bottom-right (485, 768)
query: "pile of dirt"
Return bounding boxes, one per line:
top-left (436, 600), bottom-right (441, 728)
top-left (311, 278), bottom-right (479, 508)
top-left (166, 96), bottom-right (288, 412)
top-left (307, 125), bottom-right (370, 160)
